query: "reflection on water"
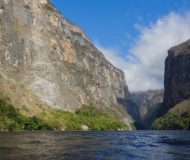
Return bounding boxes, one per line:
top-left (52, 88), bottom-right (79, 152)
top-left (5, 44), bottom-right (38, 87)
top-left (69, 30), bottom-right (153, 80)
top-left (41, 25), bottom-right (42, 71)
top-left (0, 131), bottom-right (190, 160)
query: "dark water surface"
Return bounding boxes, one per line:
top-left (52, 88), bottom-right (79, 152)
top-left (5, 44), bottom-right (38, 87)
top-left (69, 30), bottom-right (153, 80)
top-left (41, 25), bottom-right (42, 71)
top-left (0, 131), bottom-right (190, 160)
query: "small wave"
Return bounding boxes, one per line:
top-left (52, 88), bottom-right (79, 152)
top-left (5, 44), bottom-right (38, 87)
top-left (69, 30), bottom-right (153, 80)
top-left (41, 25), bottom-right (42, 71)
top-left (158, 138), bottom-right (190, 145)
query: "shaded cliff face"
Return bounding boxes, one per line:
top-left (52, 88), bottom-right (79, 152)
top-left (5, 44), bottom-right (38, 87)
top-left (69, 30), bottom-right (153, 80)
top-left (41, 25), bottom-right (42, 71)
top-left (131, 90), bottom-right (164, 118)
top-left (164, 39), bottom-right (190, 109)
top-left (127, 90), bottom-right (163, 129)
top-left (0, 0), bottom-right (130, 123)
top-left (152, 40), bottom-right (190, 130)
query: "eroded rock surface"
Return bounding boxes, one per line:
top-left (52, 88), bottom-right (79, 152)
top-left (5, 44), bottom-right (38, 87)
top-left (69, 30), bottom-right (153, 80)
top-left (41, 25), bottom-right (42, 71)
top-left (127, 90), bottom-right (163, 129)
top-left (0, 0), bottom-right (131, 125)
top-left (164, 39), bottom-right (190, 109)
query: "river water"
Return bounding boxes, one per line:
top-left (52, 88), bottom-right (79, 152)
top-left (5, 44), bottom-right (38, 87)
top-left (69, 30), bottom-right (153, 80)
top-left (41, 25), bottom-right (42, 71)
top-left (0, 131), bottom-right (190, 160)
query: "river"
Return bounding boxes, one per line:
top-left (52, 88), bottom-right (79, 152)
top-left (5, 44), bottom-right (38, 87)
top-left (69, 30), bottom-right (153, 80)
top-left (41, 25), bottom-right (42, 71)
top-left (0, 131), bottom-right (190, 160)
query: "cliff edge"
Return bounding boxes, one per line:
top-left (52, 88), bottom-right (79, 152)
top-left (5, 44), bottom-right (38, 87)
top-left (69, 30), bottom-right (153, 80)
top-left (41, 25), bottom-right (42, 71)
top-left (153, 39), bottom-right (190, 130)
top-left (0, 0), bottom-right (132, 129)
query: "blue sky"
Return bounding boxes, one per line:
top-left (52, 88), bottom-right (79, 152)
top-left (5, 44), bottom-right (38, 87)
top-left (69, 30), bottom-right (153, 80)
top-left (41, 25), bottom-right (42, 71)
top-left (52, 0), bottom-right (190, 54)
top-left (51, 0), bottom-right (190, 91)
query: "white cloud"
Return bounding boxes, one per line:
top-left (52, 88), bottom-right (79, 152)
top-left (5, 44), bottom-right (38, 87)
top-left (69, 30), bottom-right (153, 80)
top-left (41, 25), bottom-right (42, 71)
top-left (96, 12), bottom-right (190, 92)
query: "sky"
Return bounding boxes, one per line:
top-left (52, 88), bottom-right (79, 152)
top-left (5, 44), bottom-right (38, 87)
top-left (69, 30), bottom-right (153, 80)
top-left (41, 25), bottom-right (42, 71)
top-left (51, 0), bottom-right (190, 92)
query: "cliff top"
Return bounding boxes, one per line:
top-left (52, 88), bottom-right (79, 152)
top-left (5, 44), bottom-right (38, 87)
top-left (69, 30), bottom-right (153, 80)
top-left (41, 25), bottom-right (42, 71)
top-left (168, 39), bottom-right (190, 56)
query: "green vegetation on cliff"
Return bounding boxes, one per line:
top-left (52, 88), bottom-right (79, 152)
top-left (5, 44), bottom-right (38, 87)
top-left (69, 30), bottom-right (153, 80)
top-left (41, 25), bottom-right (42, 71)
top-left (0, 99), bottom-right (128, 131)
top-left (152, 113), bottom-right (190, 130)
top-left (152, 100), bottom-right (190, 130)
top-left (0, 99), bottom-right (52, 131)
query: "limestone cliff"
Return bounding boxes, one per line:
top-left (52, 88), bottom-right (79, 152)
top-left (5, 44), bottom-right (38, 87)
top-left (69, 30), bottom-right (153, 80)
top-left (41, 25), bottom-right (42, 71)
top-left (152, 39), bottom-right (190, 130)
top-left (131, 90), bottom-right (163, 118)
top-left (164, 39), bottom-right (190, 110)
top-left (0, 0), bottom-right (131, 125)
top-left (127, 90), bottom-right (163, 129)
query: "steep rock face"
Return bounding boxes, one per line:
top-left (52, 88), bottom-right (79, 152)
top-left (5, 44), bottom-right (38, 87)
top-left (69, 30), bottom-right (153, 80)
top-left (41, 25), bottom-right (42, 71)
top-left (131, 90), bottom-right (164, 118)
top-left (152, 40), bottom-right (190, 130)
top-left (0, 0), bottom-right (130, 123)
top-left (128, 90), bottom-right (163, 129)
top-left (164, 39), bottom-right (190, 110)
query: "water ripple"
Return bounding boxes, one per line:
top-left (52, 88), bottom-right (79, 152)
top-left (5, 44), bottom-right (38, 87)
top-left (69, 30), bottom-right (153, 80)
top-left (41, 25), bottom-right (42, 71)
top-left (0, 131), bottom-right (190, 160)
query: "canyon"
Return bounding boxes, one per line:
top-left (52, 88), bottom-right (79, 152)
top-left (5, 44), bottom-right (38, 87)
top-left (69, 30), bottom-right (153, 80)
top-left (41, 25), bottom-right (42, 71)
top-left (0, 0), bottom-right (189, 130)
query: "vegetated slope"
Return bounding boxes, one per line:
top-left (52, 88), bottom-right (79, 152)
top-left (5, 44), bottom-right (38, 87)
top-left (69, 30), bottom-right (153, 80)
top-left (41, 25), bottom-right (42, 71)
top-left (152, 99), bottom-right (190, 130)
top-left (0, 0), bottom-right (132, 130)
top-left (0, 98), bottom-right (129, 131)
top-left (0, 70), bottom-right (128, 131)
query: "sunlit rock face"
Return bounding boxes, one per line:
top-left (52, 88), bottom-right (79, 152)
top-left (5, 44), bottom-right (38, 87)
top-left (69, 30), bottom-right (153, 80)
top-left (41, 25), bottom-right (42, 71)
top-left (164, 39), bottom-right (190, 109)
top-left (0, 0), bottom-right (131, 124)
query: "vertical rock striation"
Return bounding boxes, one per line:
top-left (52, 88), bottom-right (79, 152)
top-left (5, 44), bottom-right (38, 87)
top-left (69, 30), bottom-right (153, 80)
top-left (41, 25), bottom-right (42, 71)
top-left (0, 0), bottom-right (131, 125)
top-left (164, 39), bottom-right (190, 110)
top-left (152, 39), bottom-right (190, 130)
top-left (130, 90), bottom-right (164, 118)
top-left (127, 90), bottom-right (163, 129)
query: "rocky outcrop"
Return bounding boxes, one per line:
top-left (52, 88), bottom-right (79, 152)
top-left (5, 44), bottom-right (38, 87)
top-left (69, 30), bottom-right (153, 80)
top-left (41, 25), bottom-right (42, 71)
top-left (0, 0), bottom-right (131, 125)
top-left (164, 39), bottom-right (190, 110)
top-left (127, 90), bottom-right (163, 129)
